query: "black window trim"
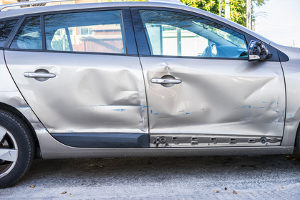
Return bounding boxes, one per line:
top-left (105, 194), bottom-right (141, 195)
top-left (131, 7), bottom-right (280, 62)
top-left (40, 15), bottom-right (46, 50)
top-left (0, 16), bottom-right (23, 49)
top-left (4, 7), bottom-right (138, 57)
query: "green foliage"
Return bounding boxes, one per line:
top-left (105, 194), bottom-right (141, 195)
top-left (230, 0), bottom-right (247, 26)
top-left (181, 0), bottom-right (267, 26)
top-left (181, 0), bottom-right (219, 14)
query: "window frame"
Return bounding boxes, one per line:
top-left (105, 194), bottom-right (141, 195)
top-left (9, 15), bottom-right (44, 51)
top-left (5, 7), bottom-right (138, 56)
top-left (131, 7), bottom-right (279, 61)
top-left (0, 16), bottom-right (22, 49)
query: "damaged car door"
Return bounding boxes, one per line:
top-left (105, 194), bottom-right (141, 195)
top-left (4, 9), bottom-right (149, 148)
top-left (133, 8), bottom-right (286, 148)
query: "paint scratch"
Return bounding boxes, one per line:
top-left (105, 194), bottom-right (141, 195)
top-left (112, 108), bottom-right (127, 112)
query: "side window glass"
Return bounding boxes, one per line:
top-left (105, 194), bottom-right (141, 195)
top-left (139, 10), bottom-right (248, 59)
top-left (44, 10), bottom-right (126, 54)
top-left (10, 16), bottom-right (42, 50)
top-left (0, 18), bottom-right (19, 47)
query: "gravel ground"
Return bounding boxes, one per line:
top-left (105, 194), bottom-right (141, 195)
top-left (0, 155), bottom-right (299, 200)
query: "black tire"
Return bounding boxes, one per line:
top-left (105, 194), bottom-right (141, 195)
top-left (294, 126), bottom-right (300, 157)
top-left (0, 110), bottom-right (34, 188)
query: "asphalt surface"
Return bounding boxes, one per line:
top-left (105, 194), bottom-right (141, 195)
top-left (0, 155), bottom-right (299, 200)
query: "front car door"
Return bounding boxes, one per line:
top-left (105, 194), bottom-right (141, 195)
top-left (5, 9), bottom-right (149, 148)
top-left (132, 8), bottom-right (285, 148)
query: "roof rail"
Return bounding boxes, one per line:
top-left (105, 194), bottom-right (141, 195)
top-left (0, 0), bottom-right (184, 12)
top-left (0, 0), bottom-right (71, 11)
top-left (148, 0), bottom-right (183, 4)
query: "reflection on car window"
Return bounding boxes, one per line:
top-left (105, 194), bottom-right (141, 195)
top-left (44, 10), bottom-right (126, 54)
top-left (0, 18), bottom-right (18, 47)
top-left (10, 16), bottom-right (42, 50)
top-left (139, 10), bottom-right (248, 58)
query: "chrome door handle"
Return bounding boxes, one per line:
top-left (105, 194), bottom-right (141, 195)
top-left (151, 78), bottom-right (182, 84)
top-left (24, 72), bottom-right (56, 79)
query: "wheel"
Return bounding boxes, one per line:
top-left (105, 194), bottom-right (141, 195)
top-left (294, 126), bottom-right (300, 158)
top-left (0, 110), bottom-right (34, 188)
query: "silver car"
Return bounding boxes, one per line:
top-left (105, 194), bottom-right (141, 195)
top-left (0, 0), bottom-right (299, 188)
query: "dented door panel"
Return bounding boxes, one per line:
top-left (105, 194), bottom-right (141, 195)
top-left (5, 51), bottom-right (148, 134)
top-left (141, 57), bottom-right (285, 139)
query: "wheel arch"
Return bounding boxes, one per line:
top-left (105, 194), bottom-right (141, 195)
top-left (0, 102), bottom-right (41, 158)
top-left (294, 122), bottom-right (300, 151)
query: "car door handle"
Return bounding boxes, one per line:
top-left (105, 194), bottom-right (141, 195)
top-left (151, 78), bottom-right (182, 84)
top-left (24, 72), bottom-right (56, 79)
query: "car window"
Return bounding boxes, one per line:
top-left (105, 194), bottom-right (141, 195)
top-left (0, 18), bottom-right (19, 47)
top-left (44, 10), bottom-right (126, 54)
top-left (139, 10), bottom-right (248, 58)
top-left (10, 16), bottom-right (42, 50)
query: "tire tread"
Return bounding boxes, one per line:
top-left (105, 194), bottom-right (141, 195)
top-left (0, 110), bottom-right (34, 188)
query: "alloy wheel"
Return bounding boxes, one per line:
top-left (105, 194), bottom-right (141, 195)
top-left (0, 126), bottom-right (18, 179)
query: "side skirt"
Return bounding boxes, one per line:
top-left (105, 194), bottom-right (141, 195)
top-left (43, 146), bottom-right (293, 159)
top-left (150, 134), bottom-right (282, 148)
top-left (38, 131), bottom-right (292, 159)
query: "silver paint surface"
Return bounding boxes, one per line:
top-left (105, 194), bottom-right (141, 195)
top-left (271, 44), bottom-right (300, 146)
top-left (141, 57), bottom-right (285, 138)
top-left (4, 51), bottom-right (148, 134)
top-left (0, 51), bottom-right (42, 125)
top-left (0, 50), bottom-right (51, 155)
top-left (0, 51), bottom-right (26, 108)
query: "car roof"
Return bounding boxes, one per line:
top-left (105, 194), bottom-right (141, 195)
top-left (0, 1), bottom-right (272, 45)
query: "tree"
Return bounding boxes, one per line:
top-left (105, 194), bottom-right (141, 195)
top-left (181, 0), bottom-right (267, 27)
top-left (181, 0), bottom-right (219, 14)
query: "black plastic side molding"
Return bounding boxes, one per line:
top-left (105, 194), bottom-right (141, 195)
top-left (52, 133), bottom-right (150, 148)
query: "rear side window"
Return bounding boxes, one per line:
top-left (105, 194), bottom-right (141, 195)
top-left (0, 18), bottom-right (18, 47)
top-left (10, 16), bottom-right (42, 50)
top-left (44, 10), bottom-right (126, 54)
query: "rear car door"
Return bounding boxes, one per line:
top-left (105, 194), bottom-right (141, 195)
top-left (132, 8), bottom-right (285, 147)
top-left (4, 9), bottom-right (149, 148)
